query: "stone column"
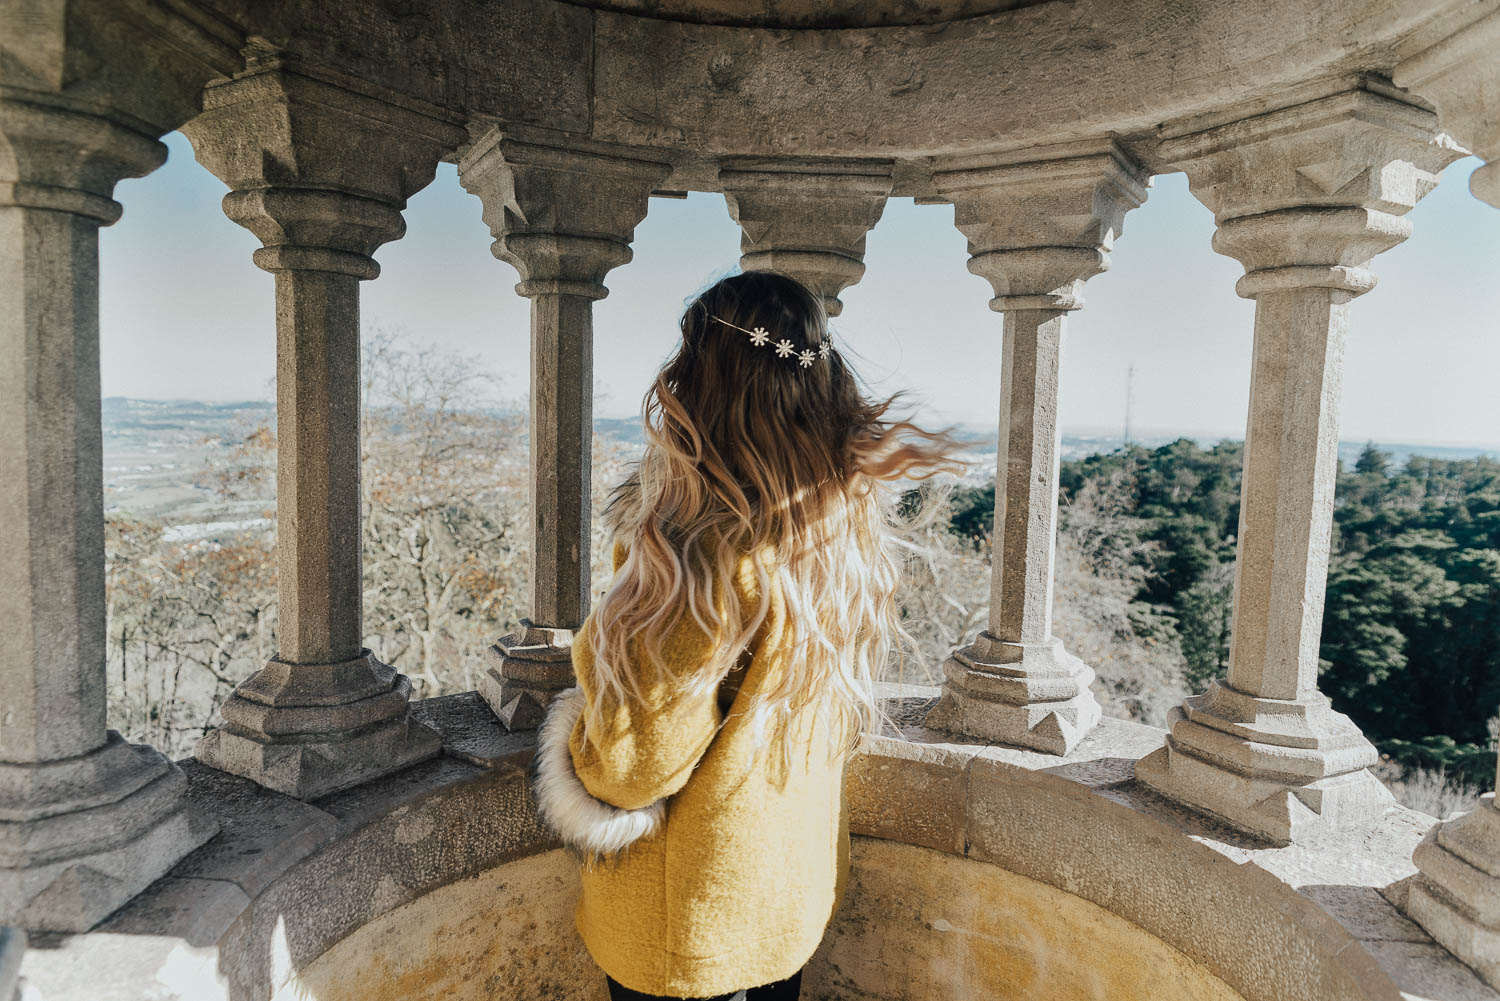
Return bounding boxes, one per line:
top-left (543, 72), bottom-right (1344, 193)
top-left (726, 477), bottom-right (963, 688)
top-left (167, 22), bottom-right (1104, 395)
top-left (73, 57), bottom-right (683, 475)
top-left (922, 142), bottom-right (1148, 754)
top-left (0, 95), bottom-right (217, 929)
top-left (1134, 84), bottom-right (1465, 845)
top-left (181, 66), bottom-right (465, 799)
top-left (459, 132), bottom-right (669, 729)
top-left (718, 160), bottom-right (893, 316)
top-left (1393, 16), bottom-right (1500, 987)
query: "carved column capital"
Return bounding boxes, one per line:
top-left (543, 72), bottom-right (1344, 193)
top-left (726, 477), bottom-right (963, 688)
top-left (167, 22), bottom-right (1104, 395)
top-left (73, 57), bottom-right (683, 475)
top-left (0, 94), bottom-right (165, 220)
top-left (931, 141), bottom-right (1148, 310)
top-left (1161, 85), bottom-right (1467, 297)
top-left (181, 65), bottom-right (465, 278)
top-left (718, 159), bottom-right (893, 316)
top-left (1395, 10), bottom-right (1500, 209)
top-left (458, 131), bottom-right (671, 299)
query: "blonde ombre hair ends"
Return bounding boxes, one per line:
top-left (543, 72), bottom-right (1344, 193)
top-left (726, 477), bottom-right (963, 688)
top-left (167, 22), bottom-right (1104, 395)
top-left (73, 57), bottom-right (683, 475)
top-left (583, 272), bottom-right (968, 766)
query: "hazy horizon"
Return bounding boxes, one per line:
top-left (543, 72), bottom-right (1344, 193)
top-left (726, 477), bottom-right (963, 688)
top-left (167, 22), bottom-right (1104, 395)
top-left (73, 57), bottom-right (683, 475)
top-left (100, 394), bottom-right (1500, 453)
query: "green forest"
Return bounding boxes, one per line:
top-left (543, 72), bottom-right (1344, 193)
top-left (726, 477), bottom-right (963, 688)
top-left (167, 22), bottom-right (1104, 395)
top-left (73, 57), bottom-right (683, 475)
top-left (944, 440), bottom-right (1500, 789)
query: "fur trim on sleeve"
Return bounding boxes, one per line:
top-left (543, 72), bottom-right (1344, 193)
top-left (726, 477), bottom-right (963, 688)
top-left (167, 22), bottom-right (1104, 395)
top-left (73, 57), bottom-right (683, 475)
top-left (529, 686), bottom-right (666, 861)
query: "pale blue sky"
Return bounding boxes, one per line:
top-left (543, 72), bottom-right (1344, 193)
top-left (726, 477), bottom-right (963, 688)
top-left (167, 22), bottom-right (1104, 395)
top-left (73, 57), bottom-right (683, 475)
top-left (101, 132), bottom-right (1500, 444)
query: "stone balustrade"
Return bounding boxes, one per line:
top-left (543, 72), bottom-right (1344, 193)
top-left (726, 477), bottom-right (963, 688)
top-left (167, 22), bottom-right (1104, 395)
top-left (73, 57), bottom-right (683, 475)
top-left (9, 687), bottom-right (1496, 1000)
top-left (2, 0), bottom-right (1500, 995)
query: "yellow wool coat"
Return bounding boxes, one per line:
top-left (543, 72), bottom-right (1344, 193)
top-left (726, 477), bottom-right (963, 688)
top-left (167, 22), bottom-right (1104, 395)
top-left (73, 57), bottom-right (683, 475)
top-left (531, 540), bottom-right (851, 997)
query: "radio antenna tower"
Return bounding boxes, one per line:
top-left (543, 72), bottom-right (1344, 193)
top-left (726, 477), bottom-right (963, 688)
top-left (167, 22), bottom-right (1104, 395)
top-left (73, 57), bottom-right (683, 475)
top-left (1123, 364), bottom-right (1135, 447)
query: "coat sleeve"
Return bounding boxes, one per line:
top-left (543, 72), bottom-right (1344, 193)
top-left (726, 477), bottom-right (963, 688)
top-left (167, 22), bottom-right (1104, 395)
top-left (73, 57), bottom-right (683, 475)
top-left (529, 540), bottom-right (763, 860)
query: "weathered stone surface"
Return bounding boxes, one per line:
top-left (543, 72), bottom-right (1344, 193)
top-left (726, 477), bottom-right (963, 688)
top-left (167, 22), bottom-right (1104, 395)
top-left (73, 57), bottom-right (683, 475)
top-left (809, 839), bottom-right (1247, 1001)
top-left (1369, 940), bottom-right (1500, 1001)
top-left (846, 731), bottom-right (981, 855)
top-left (1395, 8), bottom-right (1500, 207)
top-left (408, 691), bottom-right (539, 769)
top-left (1136, 82), bottom-right (1466, 846)
top-left (459, 132), bottom-right (668, 727)
top-left (584, 0), bottom-right (1469, 160)
top-left (0, 0), bottom-right (240, 135)
top-left (168, 761), bottom-right (339, 899)
top-left (98, 876), bottom-right (252, 946)
top-left (269, 852), bottom-right (598, 1001)
top-left (719, 158), bottom-right (893, 315)
top-left (10, 0), bottom-right (1500, 991)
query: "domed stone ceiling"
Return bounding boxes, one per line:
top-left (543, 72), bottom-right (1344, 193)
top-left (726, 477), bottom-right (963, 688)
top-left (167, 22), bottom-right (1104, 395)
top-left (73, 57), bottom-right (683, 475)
top-left (556, 0), bottom-right (1052, 28)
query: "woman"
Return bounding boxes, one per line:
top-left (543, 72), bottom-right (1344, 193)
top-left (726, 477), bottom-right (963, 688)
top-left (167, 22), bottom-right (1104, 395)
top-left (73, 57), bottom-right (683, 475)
top-left (530, 271), bottom-right (966, 1000)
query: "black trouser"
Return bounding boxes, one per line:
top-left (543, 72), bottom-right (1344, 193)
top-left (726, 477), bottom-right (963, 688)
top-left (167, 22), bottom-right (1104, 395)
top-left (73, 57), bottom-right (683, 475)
top-left (604, 969), bottom-right (802, 1001)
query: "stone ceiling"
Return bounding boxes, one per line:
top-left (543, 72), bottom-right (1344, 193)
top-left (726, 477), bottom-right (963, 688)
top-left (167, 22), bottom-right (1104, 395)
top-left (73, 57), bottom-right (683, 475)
top-left (551, 0), bottom-right (1052, 28)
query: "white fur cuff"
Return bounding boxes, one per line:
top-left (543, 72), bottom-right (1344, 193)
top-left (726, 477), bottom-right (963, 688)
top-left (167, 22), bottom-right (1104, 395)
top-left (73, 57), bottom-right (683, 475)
top-left (530, 685), bottom-right (666, 860)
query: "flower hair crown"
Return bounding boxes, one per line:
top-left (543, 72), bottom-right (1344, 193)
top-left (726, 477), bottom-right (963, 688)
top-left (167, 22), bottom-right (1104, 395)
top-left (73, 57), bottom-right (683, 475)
top-left (708, 314), bottom-right (832, 369)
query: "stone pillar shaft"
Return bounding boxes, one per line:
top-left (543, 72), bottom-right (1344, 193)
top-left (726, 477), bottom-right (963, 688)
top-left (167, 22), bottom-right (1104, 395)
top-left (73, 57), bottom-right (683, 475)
top-left (0, 96), bottom-right (216, 931)
top-left (1133, 83), bottom-right (1465, 845)
top-left (0, 204), bottom-right (109, 763)
top-left (528, 290), bottom-right (594, 629)
top-left (921, 141), bottom-right (1147, 755)
top-left (989, 309), bottom-right (1065, 646)
top-left (1228, 288), bottom-right (1348, 702)
top-left (274, 269), bottom-right (364, 665)
top-left (460, 132), bottom-right (669, 729)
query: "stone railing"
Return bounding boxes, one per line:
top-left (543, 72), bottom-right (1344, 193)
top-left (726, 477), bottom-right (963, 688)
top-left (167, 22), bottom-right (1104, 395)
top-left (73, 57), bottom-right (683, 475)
top-left (10, 686), bottom-right (1496, 1000)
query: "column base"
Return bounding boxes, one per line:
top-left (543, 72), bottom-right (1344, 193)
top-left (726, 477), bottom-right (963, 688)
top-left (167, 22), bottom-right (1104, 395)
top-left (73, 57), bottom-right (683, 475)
top-left (1403, 794), bottom-right (1500, 988)
top-left (1133, 678), bottom-right (1391, 845)
top-left (480, 620), bottom-right (575, 730)
top-left (923, 634), bottom-right (1102, 754)
top-left (194, 650), bottom-right (440, 800)
top-left (0, 732), bottom-right (218, 931)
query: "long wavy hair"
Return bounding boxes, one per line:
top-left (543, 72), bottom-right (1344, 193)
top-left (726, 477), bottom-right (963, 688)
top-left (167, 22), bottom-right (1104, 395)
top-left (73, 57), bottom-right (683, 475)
top-left (582, 271), bottom-right (969, 768)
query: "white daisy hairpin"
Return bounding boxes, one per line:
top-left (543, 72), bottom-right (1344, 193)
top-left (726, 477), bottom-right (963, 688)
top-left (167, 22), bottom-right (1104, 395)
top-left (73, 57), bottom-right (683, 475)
top-left (708, 314), bottom-right (833, 369)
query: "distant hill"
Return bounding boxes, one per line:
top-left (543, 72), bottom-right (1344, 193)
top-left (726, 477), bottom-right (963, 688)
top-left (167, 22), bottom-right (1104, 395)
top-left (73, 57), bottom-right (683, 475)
top-left (99, 399), bottom-right (1496, 469)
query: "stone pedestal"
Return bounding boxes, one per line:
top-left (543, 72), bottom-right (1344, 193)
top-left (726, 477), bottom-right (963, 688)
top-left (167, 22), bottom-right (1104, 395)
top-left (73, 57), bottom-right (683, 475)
top-left (719, 159), bottom-right (893, 316)
top-left (1134, 83), bottom-right (1466, 845)
top-left (460, 131), bottom-right (669, 728)
top-left (480, 622), bottom-right (577, 729)
top-left (928, 635), bottom-right (1101, 754)
top-left (182, 64), bottom-right (464, 798)
top-left (921, 142), bottom-right (1147, 754)
top-left (1393, 18), bottom-right (1500, 987)
top-left (0, 96), bottom-right (218, 929)
top-left (1404, 795), bottom-right (1500, 987)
